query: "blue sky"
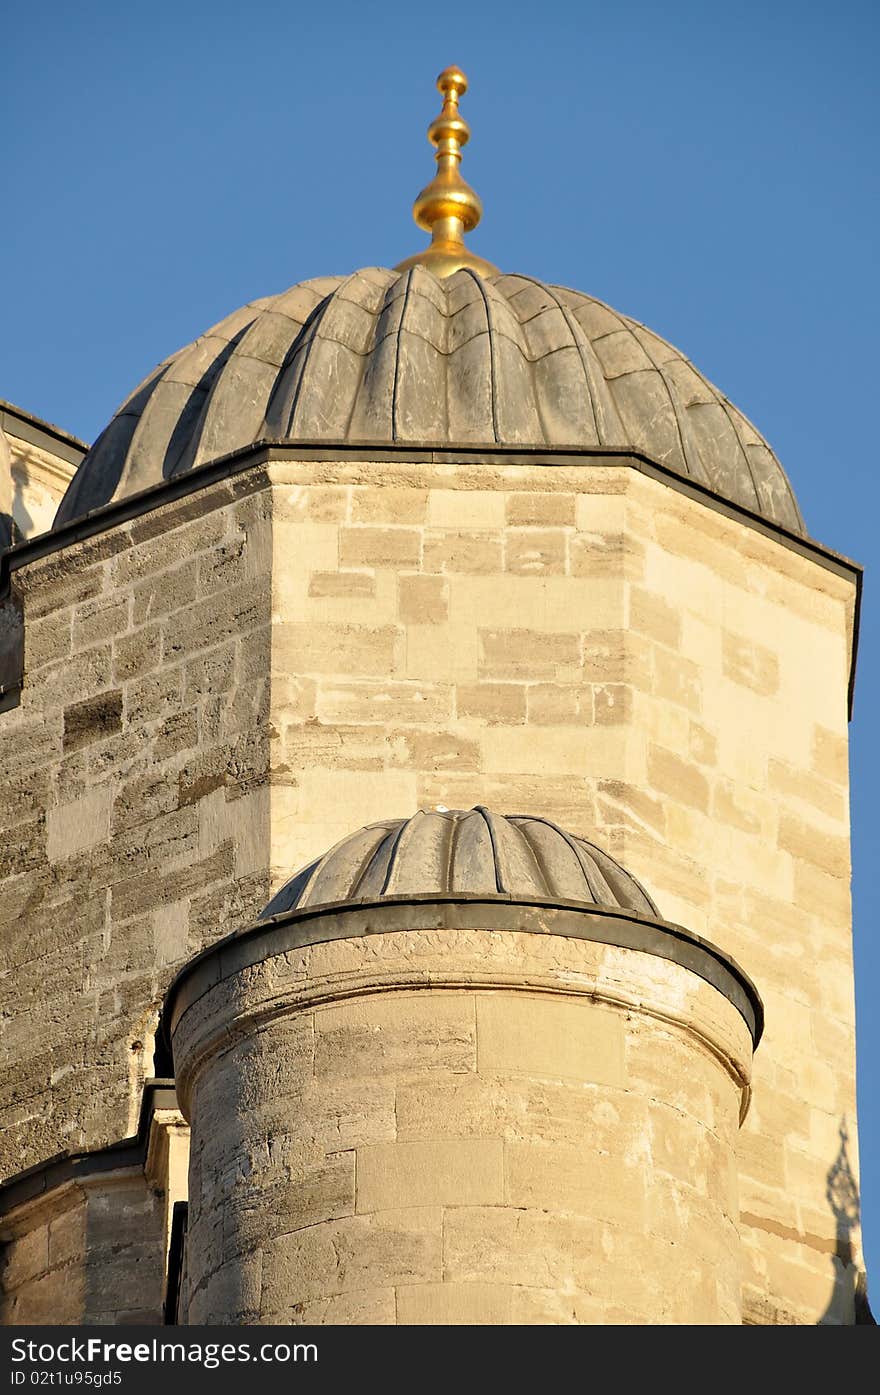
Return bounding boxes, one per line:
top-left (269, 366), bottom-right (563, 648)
top-left (3, 0), bottom-right (878, 1300)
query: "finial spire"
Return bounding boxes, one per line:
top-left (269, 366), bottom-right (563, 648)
top-left (395, 66), bottom-right (499, 279)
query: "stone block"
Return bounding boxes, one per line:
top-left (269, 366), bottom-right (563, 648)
top-left (351, 488), bottom-right (427, 524)
top-left (778, 812), bottom-right (849, 878)
top-left (505, 493), bottom-right (576, 527)
top-left (274, 484), bottom-right (349, 524)
top-left (1, 1224), bottom-right (49, 1291)
top-left (47, 787), bottom-right (111, 862)
top-left (478, 628), bottom-right (580, 681)
top-left (132, 560), bottom-right (199, 624)
top-left (571, 532), bottom-right (644, 580)
top-left (427, 489), bottom-right (505, 530)
top-left (768, 760), bottom-right (844, 819)
top-left (339, 527), bottom-right (422, 569)
top-left (38, 645), bottom-right (113, 711)
top-left (27, 567), bottom-right (106, 621)
top-left (226, 1154), bottom-right (356, 1245)
top-left (316, 679), bottom-right (452, 726)
top-left (505, 530), bottom-right (567, 575)
top-left (63, 691), bottom-right (123, 752)
top-left (397, 574), bottom-right (448, 625)
top-left (654, 648), bottom-right (702, 713)
top-left (481, 724), bottom-right (625, 777)
top-left (594, 683), bottom-right (632, 725)
top-left (274, 622), bottom-right (402, 678)
top-left (405, 623), bottom-right (477, 680)
top-left (688, 720), bottom-right (718, 767)
top-left (597, 780), bottom-right (667, 838)
top-left (314, 993), bottom-right (476, 1079)
top-left (112, 513), bottom-right (226, 586)
top-left (165, 583), bottom-right (267, 661)
top-left (450, 680), bottom-right (523, 726)
top-left (356, 1139), bottom-right (504, 1212)
top-left (792, 859), bottom-right (851, 923)
top-left (505, 1139), bottom-right (646, 1225)
top-left (282, 1287), bottom-right (396, 1325)
top-left (389, 728), bottom-right (480, 772)
top-left (476, 993), bottom-right (624, 1086)
top-left (647, 743), bottom-right (709, 813)
top-left (722, 630), bottom-right (779, 697)
top-left (26, 611), bottom-right (73, 670)
top-left (308, 571), bottom-right (375, 599)
top-left (630, 587), bottom-right (681, 649)
top-left (423, 531), bottom-right (504, 575)
top-left (113, 622), bottom-right (162, 683)
top-left (811, 725), bottom-right (848, 786)
top-left (525, 684), bottom-right (592, 725)
top-left (261, 1209), bottom-right (442, 1308)
top-left (189, 1252), bottom-right (263, 1325)
top-left (397, 1282), bottom-right (512, 1325)
top-left (442, 1206), bottom-right (604, 1289)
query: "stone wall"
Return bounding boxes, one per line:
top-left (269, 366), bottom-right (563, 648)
top-left (0, 1174), bottom-right (165, 1325)
top-left (261, 456), bottom-right (859, 1324)
top-left (172, 924), bottom-right (754, 1325)
top-left (0, 474), bottom-right (274, 1176)
top-left (0, 449), bottom-right (861, 1323)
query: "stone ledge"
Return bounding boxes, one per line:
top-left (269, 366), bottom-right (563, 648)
top-left (0, 1079), bottom-right (178, 1223)
top-left (0, 441), bottom-right (862, 713)
top-left (163, 895), bottom-right (764, 1057)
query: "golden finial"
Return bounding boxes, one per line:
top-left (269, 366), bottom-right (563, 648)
top-left (395, 66), bottom-right (499, 279)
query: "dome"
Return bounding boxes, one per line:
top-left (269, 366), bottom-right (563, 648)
top-left (259, 806), bottom-right (659, 919)
top-left (53, 264), bottom-right (804, 534)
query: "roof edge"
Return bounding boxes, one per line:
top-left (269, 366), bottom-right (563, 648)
top-left (0, 440), bottom-right (862, 717)
top-left (0, 400), bottom-right (89, 465)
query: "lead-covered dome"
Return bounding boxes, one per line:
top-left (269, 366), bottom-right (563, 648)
top-left (259, 806), bottom-right (659, 920)
top-left (53, 264), bottom-right (804, 534)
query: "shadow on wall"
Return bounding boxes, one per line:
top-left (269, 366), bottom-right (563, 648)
top-left (820, 1118), bottom-right (876, 1324)
top-left (11, 474), bottom-right (34, 542)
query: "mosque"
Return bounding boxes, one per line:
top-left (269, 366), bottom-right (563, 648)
top-left (0, 68), bottom-right (872, 1325)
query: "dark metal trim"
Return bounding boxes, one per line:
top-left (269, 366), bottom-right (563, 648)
top-left (162, 894), bottom-right (764, 1053)
top-left (163, 1201), bottom-right (189, 1326)
top-left (0, 1080), bottom-right (178, 1220)
top-left (0, 400), bottom-right (89, 465)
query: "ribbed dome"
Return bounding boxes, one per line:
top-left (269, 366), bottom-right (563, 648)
top-left (54, 266), bottom-right (804, 534)
top-left (259, 807), bottom-right (659, 920)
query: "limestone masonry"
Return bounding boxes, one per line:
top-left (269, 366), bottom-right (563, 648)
top-left (0, 68), bottom-right (871, 1324)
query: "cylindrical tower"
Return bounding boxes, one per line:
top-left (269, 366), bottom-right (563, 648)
top-left (166, 808), bottom-right (762, 1325)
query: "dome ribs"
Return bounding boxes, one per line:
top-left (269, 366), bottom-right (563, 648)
top-left (54, 267), bottom-right (806, 537)
top-left (389, 267), bottom-right (451, 444)
top-left (304, 819), bottom-right (400, 909)
top-left (722, 398), bottom-right (805, 532)
top-left (259, 856), bottom-right (321, 919)
top-left (626, 322), bottom-right (713, 489)
top-left (461, 270), bottom-right (499, 442)
top-left (268, 299), bottom-right (332, 439)
top-left (290, 271), bottom-right (387, 441)
top-left (509, 276), bottom-right (617, 447)
top-left (259, 808), bottom-right (661, 918)
top-left (53, 365), bottom-right (168, 524)
top-left (347, 271), bottom-right (410, 443)
top-left (450, 807), bottom-right (499, 893)
top-left (390, 269), bottom-right (415, 444)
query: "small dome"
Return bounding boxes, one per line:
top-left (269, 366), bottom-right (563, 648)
top-left (259, 806), bottom-right (659, 920)
top-left (54, 267), bottom-right (804, 535)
